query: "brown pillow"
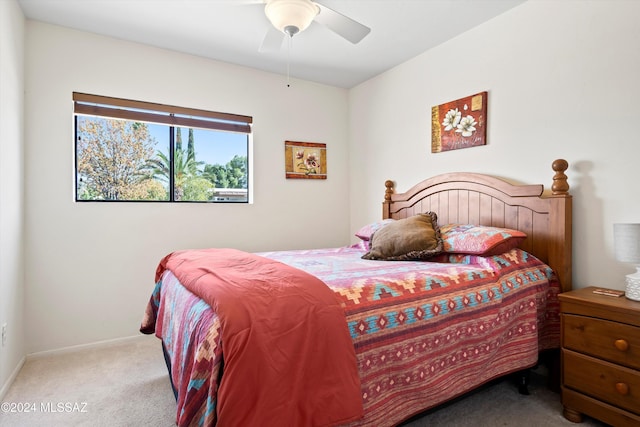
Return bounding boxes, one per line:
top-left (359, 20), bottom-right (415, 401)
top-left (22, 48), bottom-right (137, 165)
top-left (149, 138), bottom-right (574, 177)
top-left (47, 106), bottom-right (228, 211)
top-left (362, 212), bottom-right (443, 261)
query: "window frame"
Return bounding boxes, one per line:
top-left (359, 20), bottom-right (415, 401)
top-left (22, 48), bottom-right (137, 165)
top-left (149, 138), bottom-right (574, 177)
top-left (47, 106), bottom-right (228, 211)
top-left (73, 92), bottom-right (252, 203)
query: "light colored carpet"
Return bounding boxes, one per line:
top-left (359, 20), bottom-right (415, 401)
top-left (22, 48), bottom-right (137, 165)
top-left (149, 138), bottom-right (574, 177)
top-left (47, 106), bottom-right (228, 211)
top-left (0, 336), bottom-right (175, 427)
top-left (0, 335), bottom-right (608, 427)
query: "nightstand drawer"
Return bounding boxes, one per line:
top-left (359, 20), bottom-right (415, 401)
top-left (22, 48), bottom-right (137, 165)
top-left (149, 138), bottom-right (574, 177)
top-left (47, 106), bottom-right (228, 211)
top-left (563, 314), bottom-right (640, 370)
top-left (563, 349), bottom-right (640, 415)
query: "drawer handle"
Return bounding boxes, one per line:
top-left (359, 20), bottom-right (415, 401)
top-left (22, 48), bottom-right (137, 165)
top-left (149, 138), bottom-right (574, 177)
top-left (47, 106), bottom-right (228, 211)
top-left (615, 382), bottom-right (629, 396)
top-left (614, 339), bottom-right (629, 352)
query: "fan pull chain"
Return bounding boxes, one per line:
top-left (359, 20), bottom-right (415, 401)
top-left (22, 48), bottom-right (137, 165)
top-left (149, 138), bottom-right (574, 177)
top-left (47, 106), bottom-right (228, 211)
top-left (286, 35), bottom-right (292, 87)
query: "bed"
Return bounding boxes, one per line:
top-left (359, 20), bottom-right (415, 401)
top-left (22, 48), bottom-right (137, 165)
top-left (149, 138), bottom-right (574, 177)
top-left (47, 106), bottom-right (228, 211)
top-left (140, 159), bottom-right (572, 427)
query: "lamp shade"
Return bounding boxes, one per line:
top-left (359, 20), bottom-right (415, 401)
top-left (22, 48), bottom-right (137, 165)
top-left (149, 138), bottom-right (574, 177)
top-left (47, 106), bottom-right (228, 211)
top-left (265, 0), bottom-right (319, 35)
top-left (614, 223), bottom-right (640, 264)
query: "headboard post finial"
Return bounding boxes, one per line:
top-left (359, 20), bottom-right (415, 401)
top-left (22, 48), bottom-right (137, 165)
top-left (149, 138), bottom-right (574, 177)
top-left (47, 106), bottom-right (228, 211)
top-left (384, 180), bottom-right (394, 202)
top-left (551, 159), bottom-right (570, 196)
top-left (382, 180), bottom-right (395, 219)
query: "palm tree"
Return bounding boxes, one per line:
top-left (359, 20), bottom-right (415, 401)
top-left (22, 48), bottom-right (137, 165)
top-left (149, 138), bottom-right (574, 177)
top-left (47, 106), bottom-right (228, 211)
top-left (141, 147), bottom-right (200, 201)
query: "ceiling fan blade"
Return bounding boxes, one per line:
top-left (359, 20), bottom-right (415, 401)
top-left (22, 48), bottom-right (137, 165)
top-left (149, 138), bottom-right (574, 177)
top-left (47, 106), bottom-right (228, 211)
top-left (313, 2), bottom-right (370, 44)
top-left (259, 26), bottom-right (285, 53)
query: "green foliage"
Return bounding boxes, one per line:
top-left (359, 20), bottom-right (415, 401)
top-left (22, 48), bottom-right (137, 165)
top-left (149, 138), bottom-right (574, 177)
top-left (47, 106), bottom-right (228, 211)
top-left (203, 155), bottom-right (247, 189)
top-left (187, 128), bottom-right (196, 175)
top-left (176, 127), bottom-right (182, 152)
top-left (183, 177), bottom-right (214, 201)
top-left (77, 181), bottom-right (101, 200)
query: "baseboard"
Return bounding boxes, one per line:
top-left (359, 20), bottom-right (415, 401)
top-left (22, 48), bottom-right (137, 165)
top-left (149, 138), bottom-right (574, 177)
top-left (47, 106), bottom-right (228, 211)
top-left (26, 334), bottom-right (150, 360)
top-left (0, 355), bottom-right (26, 402)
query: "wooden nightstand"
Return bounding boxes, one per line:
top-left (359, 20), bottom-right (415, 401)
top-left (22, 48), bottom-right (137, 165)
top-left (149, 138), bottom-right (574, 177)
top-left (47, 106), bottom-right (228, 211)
top-left (559, 287), bottom-right (640, 426)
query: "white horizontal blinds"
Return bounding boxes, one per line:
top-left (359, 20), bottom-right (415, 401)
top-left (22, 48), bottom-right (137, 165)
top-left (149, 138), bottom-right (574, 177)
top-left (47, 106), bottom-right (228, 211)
top-left (73, 92), bottom-right (252, 134)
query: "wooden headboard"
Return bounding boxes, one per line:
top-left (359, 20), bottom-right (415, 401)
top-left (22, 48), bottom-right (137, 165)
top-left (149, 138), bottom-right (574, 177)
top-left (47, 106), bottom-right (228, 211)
top-left (382, 159), bottom-right (573, 293)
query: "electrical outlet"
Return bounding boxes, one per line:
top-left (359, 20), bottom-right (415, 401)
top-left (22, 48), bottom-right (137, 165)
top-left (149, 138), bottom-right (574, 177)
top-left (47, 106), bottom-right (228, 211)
top-left (1, 323), bottom-right (6, 347)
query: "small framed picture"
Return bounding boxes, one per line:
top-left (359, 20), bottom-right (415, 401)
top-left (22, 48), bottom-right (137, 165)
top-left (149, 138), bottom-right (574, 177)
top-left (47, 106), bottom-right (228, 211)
top-left (284, 141), bottom-right (327, 179)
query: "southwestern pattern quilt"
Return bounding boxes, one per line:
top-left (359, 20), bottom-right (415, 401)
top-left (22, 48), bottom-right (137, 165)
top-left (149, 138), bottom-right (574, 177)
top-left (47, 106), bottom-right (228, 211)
top-left (141, 245), bottom-right (560, 427)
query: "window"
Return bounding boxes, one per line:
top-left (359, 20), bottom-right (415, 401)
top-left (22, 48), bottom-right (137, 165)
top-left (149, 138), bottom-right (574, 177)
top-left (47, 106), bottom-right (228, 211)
top-left (73, 92), bottom-right (252, 202)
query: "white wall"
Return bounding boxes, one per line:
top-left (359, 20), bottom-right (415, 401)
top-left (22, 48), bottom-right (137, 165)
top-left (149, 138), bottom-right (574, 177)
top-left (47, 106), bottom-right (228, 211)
top-left (24, 22), bottom-right (350, 353)
top-left (18, 0), bottom-right (640, 355)
top-left (0, 0), bottom-right (26, 394)
top-left (349, 0), bottom-right (640, 292)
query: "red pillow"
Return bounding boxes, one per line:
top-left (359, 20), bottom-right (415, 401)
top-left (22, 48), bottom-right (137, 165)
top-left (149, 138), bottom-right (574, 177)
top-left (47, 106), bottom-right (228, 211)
top-left (440, 224), bottom-right (527, 256)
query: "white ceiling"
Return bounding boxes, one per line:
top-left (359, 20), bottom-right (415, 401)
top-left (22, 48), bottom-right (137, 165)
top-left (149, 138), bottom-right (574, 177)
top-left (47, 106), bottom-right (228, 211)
top-left (17, 0), bottom-right (527, 88)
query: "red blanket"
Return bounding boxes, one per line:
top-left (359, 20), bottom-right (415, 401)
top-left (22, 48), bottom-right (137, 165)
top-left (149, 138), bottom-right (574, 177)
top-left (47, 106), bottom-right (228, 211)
top-left (156, 248), bottom-right (363, 427)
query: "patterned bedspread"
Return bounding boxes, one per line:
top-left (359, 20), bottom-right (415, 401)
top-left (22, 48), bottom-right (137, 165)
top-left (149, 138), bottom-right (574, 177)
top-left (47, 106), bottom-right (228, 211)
top-left (141, 245), bottom-right (560, 427)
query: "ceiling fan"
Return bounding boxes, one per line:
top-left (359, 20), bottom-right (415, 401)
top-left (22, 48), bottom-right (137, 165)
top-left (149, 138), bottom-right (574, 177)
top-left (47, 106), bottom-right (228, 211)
top-left (258, 0), bottom-right (371, 52)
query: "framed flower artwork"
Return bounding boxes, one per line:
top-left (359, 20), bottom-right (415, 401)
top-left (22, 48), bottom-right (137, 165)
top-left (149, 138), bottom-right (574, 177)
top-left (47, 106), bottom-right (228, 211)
top-left (431, 91), bottom-right (487, 153)
top-left (284, 141), bottom-right (327, 179)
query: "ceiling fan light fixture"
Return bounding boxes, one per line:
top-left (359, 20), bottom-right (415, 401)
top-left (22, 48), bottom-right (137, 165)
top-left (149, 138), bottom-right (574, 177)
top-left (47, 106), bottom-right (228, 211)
top-left (265, 0), bottom-right (319, 37)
